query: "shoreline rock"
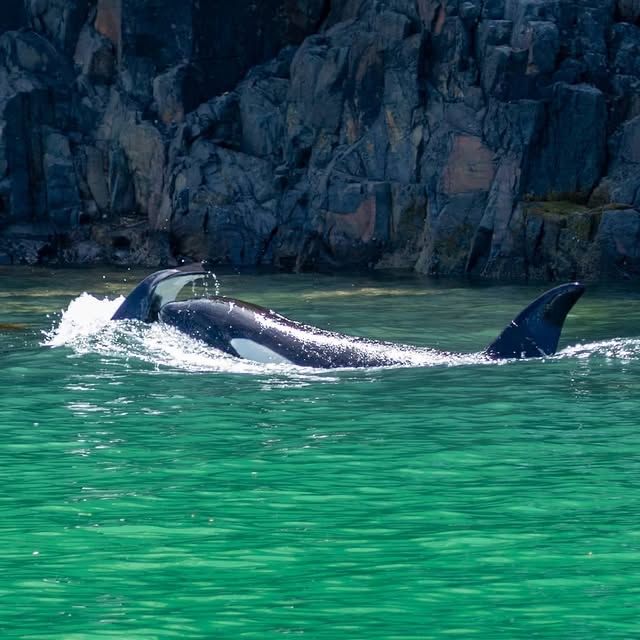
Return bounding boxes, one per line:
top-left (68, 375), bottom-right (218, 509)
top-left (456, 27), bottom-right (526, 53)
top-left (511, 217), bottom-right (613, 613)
top-left (0, 0), bottom-right (639, 281)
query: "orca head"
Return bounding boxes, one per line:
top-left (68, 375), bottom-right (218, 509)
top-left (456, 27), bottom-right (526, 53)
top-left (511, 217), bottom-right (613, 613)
top-left (111, 267), bottom-right (209, 323)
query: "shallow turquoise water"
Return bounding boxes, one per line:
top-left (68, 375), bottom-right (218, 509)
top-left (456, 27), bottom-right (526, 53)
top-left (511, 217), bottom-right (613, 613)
top-left (2, 266), bottom-right (640, 639)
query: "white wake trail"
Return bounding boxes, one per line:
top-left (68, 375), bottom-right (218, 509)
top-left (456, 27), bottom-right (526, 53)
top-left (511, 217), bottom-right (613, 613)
top-left (43, 294), bottom-right (338, 379)
top-left (45, 295), bottom-right (640, 376)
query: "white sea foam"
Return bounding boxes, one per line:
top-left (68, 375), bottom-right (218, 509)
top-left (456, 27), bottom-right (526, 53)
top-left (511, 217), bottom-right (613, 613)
top-left (45, 294), bottom-right (637, 375)
top-left (45, 293), bottom-right (125, 347)
top-left (43, 294), bottom-right (338, 378)
top-left (556, 338), bottom-right (640, 362)
top-left (44, 293), bottom-right (489, 374)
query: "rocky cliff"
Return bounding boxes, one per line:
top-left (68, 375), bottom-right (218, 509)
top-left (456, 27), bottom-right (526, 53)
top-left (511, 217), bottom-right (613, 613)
top-left (0, 0), bottom-right (639, 280)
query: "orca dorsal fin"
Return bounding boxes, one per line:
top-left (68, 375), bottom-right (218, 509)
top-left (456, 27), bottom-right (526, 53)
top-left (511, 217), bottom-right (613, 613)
top-left (111, 265), bottom-right (210, 323)
top-left (485, 282), bottom-right (585, 360)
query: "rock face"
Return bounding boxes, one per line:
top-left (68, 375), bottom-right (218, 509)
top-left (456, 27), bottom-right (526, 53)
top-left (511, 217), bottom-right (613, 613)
top-left (0, 0), bottom-right (639, 280)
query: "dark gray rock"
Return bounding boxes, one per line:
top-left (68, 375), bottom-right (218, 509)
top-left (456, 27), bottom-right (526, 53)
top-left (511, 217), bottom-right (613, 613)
top-left (27, 0), bottom-right (92, 54)
top-left (593, 115), bottom-right (640, 208)
top-left (89, 222), bottom-right (173, 266)
top-left (74, 24), bottom-right (116, 84)
top-left (62, 239), bottom-right (104, 264)
top-left (593, 209), bottom-right (640, 278)
top-left (525, 83), bottom-right (607, 200)
top-left (610, 23), bottom-right (640, 79)
top-left (0, 1), bottom-right (28, 35)
top-left (239, 60), bottom-right (290, 159)
top-left (482, 0), bottom-right (507, 19)
top-left (168, 140), bottom-right (279, 265)
top-left (152, 65), bottom-right (197, 126)
top-left (476, 20), bottom-right (513, 60)
top-left (185, 92), bottom-right (241, 147)
top-left (526, 21), bottom-right (559, 74)
top-left (107, 145), bottom-right (136, 217)
top-left (617, 0), bottom-right (640, 21)
top-left (43, 130), bottom-right (81, 226)
top-left (0, 0), bottom-right (639, 279)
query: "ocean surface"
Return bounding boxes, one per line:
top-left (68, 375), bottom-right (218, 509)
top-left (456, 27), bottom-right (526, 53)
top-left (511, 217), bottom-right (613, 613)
top-left (2, 266), bottom-right (640, 639)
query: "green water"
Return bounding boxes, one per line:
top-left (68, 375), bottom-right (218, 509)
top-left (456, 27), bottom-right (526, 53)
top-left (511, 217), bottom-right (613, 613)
top-left (2, 266), bottom-right (640, 639)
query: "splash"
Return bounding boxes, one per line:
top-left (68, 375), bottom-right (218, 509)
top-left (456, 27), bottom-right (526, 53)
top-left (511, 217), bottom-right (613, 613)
top-left (557, 338), bottom-right (640, 362)
top-left (45, 294), bottom-right (639, 376)
top-left (45, 293), bottom-right (125, 347)
top-left (44, 293), bottom-right (488, 375)
top-left (43, 294), bottom-right (336, 378)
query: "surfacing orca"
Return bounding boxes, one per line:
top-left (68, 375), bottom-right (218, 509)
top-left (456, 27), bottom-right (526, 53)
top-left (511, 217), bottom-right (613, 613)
top-left (111, 268), bottom-right (584, 368)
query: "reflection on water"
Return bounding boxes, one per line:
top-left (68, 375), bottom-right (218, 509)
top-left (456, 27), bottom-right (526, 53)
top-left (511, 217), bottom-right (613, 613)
top-left (1, 267), bottom-right (640, 638)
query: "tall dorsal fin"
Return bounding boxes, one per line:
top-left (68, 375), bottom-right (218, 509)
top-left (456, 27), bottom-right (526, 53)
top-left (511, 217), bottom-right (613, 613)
top-left (485, 282), bottom-right (585, 359)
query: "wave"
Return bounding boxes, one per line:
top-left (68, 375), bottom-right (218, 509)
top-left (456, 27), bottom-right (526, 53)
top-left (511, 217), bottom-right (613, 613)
top-left (556, 338), bottom-right (640, 361)
top-left (43, 294), bottom-right (484, 374)
top-left (44, 294), bottom-right (640, 375)
top-left (43, 293), bottom-right (325, 377)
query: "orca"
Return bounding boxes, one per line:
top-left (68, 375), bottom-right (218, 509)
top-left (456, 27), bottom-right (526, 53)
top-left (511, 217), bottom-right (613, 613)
top-left (111, 268), bottom-right (585, 368)
top-left (111, 266), bottom-right (210, 323)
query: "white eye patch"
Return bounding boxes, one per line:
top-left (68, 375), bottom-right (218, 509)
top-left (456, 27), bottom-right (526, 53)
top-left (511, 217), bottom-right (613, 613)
top-left (230, 339), bottom-right (292, 365)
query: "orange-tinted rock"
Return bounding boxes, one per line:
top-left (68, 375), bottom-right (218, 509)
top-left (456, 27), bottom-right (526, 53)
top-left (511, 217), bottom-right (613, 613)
top-left (94, 0), bottom-right (121, 60)
top-left (442, 136), bottom-right (496, 195)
